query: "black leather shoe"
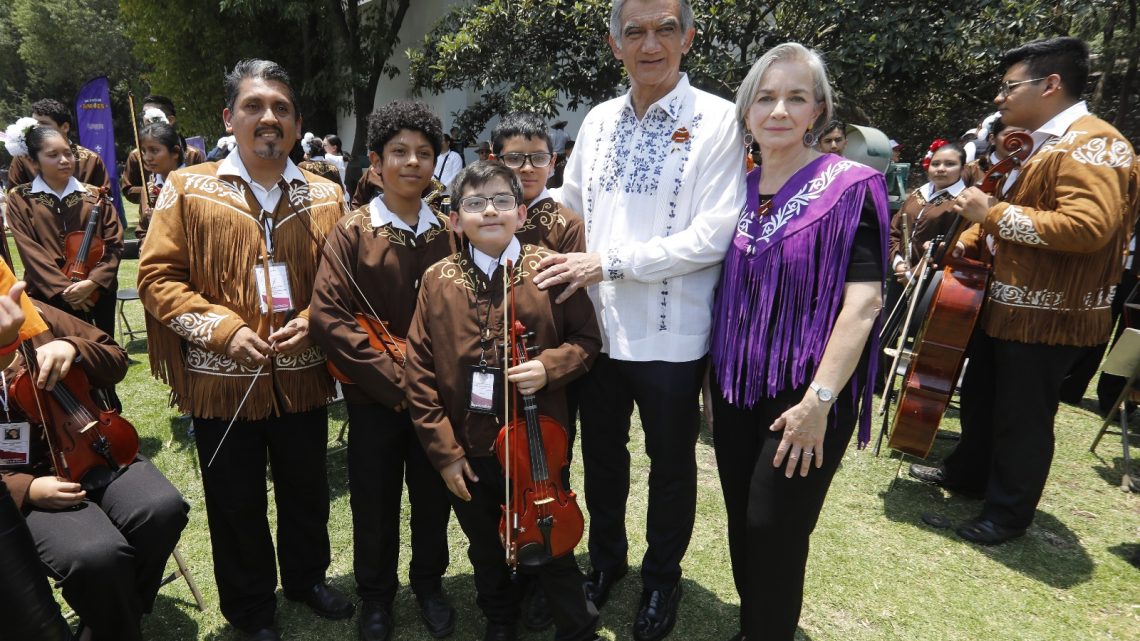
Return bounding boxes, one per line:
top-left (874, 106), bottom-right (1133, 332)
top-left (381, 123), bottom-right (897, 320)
top-left (524, 583), bottom-right (554, 631)
top-left (908, 463), bottom-right (946, 485)
top-left (956, 517), bottom-right (1026, 546)
top-left (728, 633), bottom-right (746, 641)
top-left (358, 600), bottom-right (393, 641)
top-left (288, 582), bottom-right (356, 620)
top-left (633, 583), bottom-right (682, 641)
top-left (245, 629), bottom-right (282, 641)
top-left (584, 562), bottom-right (628, 609)
top-left (417, 591), bottom-right (457, 638)
top-left (482, 621), bottom-right (517, 641)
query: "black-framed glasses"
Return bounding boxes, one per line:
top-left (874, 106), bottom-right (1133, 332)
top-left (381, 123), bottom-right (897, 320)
top-left (998, 77), bottom-right (1047, 98)
top-left (459, 193), bottom-right (518, 214)
top-left (499, 152), bottom-right (553, 169)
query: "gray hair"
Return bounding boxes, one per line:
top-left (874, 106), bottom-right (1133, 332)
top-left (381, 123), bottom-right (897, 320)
top-left (734, 42), bottom-right (834, 138)
top-left (610, 0), bottom-right (694, 44)
top-left (224, 59), bottom-right (300, 116)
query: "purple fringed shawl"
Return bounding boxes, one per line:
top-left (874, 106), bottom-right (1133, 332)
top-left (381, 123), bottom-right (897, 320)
top-left (710, 154), bottom-right (890, 447)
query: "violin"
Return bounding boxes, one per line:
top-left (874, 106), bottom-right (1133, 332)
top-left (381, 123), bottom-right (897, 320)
top-left (61, 189), bottom-right (107, 305)
top-left (494, 312), bottom-right (583, 568)
top-left (888, 131), bottom-right (1034, 458)
top-left (9, 342), bottom-right (139, 491)
top-left (326, 313), bottom-right (406, 384)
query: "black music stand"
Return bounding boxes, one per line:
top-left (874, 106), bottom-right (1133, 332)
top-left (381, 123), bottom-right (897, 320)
top-left (1091, 327), bottom-right (1140, 491)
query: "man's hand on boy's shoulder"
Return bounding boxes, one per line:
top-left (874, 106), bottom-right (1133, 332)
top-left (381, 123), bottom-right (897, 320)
top-left (534, 251), bottom-right (602, 303)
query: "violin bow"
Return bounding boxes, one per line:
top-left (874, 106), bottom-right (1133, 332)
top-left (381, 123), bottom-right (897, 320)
top-left (501, 258), bottom-right (513, 563)
top-left (127, 93), bottom-right (149, 211)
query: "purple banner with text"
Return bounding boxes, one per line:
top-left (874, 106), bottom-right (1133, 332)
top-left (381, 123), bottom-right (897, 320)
top-left (75, 77), bottom-right (124, 219)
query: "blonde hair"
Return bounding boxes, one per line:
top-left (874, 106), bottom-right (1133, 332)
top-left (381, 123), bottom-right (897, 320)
top-left (734, 42), bottom-right (834, 138)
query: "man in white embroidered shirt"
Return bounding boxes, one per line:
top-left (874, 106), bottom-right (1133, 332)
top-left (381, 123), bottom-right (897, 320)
top-left (533, 1), bottom-right (745, 639)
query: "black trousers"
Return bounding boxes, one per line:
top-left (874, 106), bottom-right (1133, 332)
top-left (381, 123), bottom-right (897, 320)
top-left (578, 354), bottom-right (705, 591)
top-left (46, 282), bottom-right (117, 340)
top-left (712, 378), bottom-right (858, 640)
top-left (193, 406), bottom-right (332, 632)
top-left (1096, 271), bottom-right (1139, 413)
top-left (24, 457), bottom-right (189, 641)
top-left (944, 333), bottom-right (1084, 529)
top-left (448, 455), bottom-right (598, 641)
top-left (0, 480), bottom-right (72, 641)
top-left (347, 401), bottom-right (450, 604)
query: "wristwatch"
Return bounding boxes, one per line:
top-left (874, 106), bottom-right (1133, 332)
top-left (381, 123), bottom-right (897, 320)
top-left (810, 381), bottom-right (834, 403)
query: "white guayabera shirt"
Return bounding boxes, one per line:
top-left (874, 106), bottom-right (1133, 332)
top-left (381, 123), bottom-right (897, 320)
top-left (558, 74), bottom-right (746, 362)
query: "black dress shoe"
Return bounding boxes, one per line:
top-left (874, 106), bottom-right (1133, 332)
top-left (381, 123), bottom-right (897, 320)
top-left (245, 629), bottom-right (282, 641)
top-left (288, 582), bottom-right (356, 620)
top-left (482, 621), bottom-right (517, 641)
top-left (417, 591), bottom-right (457, 638)
top-left (524, 583), bottom-right (554, 631)
top-left (358, 600), bottom-right (393, 641)
top-left (633, 583), bottom-right (682, 641)
top-left (584, 563), bottom-right (628, 609)
top-left (955, 517), bottom-right (1026, 546)
top-left (727, 633), bottom-right (746, 641)
top-left (908, 463), bottom-right (946, 485)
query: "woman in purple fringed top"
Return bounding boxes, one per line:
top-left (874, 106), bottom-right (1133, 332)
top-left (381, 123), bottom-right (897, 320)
top-left (708, 42), bottom-right (890, 641)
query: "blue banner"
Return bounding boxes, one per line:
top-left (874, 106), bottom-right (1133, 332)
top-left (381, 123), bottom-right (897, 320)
top-left (185, 135), bottom-right (206, 160)
top-left (75, 77), bottom-right (124, 220)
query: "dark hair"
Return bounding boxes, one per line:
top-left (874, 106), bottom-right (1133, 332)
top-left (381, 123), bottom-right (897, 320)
top-left (932, 142), bottom-right (966, 166)
top-left (26, 125), bottom-right (68, 161)
top-left (142, 94), bottom-right (177, 119)
top-left (224, 59), bottom-right (300, 116)
top-left (306, 138), bottom-right (325, 158)
top-left (139, 122), bottom-right (184, 165)
top-left (366, 100), bottom-right (443, 159)
top-left (1000, 37), bottom-right (1089, 100)
top-left (31, 99), bottom-right (72, 128)
top-left (989, 116), bottom-right (1010, 139)
top-left (820, 120), bottom-right (846, 138)
top-left (324, 134), bottom-right (342, 154)
top-left (450, 160), bottom-right (523, 204)
top-left (492, 111), bottom-right (553, 156)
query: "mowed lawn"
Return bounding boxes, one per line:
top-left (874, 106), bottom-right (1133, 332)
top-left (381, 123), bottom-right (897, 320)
top-left (15, 203), bottom-right (1137, 640)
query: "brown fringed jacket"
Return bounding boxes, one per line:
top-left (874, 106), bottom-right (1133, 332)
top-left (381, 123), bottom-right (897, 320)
top-left (960, 113), bottom-right (1140, 346)
top-left (137, 161), bottom-right (345, 419)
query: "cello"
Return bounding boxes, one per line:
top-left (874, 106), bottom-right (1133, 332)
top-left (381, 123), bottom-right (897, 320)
top-left (888, 131), bottom-right (1033, 458)
top-left (9, 340), bottom-right (139, 491)
top-left (494, 263), bottom-right (583, 568)
top-left (61, 188), bottom-right (107, 306)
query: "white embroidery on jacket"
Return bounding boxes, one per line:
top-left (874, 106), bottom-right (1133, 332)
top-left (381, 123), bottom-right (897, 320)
top-left (996, 206), bottom-right (1047, 246)
top-left (756, 161), bottom-right (857, 244)
top-left (1071, 137), bottom-right (1134, 168)
top-left (169, 311), bottom-right (227, 345)
top-left (989, 281), bottom-right (1114, 312)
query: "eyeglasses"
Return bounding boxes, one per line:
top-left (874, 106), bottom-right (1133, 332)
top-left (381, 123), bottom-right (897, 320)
top-left (998, 77), bottom-right (1047, 98)
top-left (499, 152), bottom-right (552, 169)
top-left (459, 193), bottom-right (518, 214)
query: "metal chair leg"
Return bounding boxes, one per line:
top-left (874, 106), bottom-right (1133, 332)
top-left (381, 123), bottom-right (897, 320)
top-left (161, 548), bottom-right (206, 611)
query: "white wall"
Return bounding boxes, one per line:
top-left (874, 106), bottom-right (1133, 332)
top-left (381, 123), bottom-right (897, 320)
top-left (337, 0), bottom-right (599, 154)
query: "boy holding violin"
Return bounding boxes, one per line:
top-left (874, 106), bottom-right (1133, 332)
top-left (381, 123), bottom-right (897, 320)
top-left (308, 100), bottom-right (456, 641)
top-left (0, 262), bottom-right (188, 641)
top-left (405, 161), bottom-right (602, 641)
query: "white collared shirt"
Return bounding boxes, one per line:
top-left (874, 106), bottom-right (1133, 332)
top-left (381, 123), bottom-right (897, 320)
top-left (919, 178), bottom-right (966, 205)
top-left (30, 175), bottom-right (85, 201)
top-left (1004, 101), bottom-right (1091, 192)
top-left (434, 150), bottom-right (463, 191)
top-left (470, 237), bottom-right (521, 279)
top-left (368, 195), bottom-right (440, 237)
top-left (217, 151), bottom-right (307, 213)
top-left (153, 163), bottom-right (187, 189)
top-left (558, 73), bottom-right (747, 362)
top-left (527, 188), bottom-right (553, 209)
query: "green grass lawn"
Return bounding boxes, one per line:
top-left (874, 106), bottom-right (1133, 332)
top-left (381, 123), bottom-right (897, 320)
top-left (16, 204), bottom-right (1139, 640)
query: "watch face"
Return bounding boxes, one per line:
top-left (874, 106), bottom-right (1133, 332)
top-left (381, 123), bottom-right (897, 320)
top-left (818, 388), bottom-right (833, 402)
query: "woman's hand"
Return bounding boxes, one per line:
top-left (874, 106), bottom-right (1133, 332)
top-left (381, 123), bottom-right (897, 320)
top-left (61, 280), bottom-right (98, 311)
top-left (770, 395), bottom-right (829, 478)
top-left (28, 476), bottom-right (86, 509)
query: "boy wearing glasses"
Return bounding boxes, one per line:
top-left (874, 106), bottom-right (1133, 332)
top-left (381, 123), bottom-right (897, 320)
top-left (309, 101), bottom-right (456, 641)
top-left (405, 161), bottom-right (603, 641)
top-left (492, 112), bottom-right (585, 255)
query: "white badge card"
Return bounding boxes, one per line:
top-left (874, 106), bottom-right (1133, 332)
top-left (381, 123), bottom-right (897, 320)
top-left (0, 421), bottom-right (31, 466)
top-left (253, 262), bottom-right (294, 314)
top-left (467, 365), bottom-right (502, 415)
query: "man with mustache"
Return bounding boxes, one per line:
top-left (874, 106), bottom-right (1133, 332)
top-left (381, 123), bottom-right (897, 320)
top-left (138, 59), bottom-right (353, 641)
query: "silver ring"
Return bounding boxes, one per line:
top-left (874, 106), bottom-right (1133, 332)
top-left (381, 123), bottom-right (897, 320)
top-left (803, 452), bottom-right (814, 458)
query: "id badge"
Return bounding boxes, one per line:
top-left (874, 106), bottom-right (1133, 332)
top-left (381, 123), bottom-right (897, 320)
top-left (0, 421), bottom-right (31, 466)
top-left (253, 262), bottom-right (294, 314)
top-left (467, 365), bottom-right (502, 415)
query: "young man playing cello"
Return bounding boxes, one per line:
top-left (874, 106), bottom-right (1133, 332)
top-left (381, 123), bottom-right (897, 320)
top-left (405, 162), bottom-right (602, 641)
top-left (910, 37), bottom-right (1140, 544)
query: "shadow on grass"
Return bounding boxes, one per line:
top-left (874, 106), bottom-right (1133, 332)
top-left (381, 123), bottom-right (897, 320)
top-left (1107, 542), bottom-right (1140, 568)
top-left (1090, 453), bottom-right (1139, 490)
top-left (880, 475), bottom-right (1094, 588)
top-left (142, 593), bottom-right (199, 640)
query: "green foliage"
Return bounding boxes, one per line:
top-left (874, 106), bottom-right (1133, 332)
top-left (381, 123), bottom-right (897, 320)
top-left (411, 0), bottom-right (1138, 161)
